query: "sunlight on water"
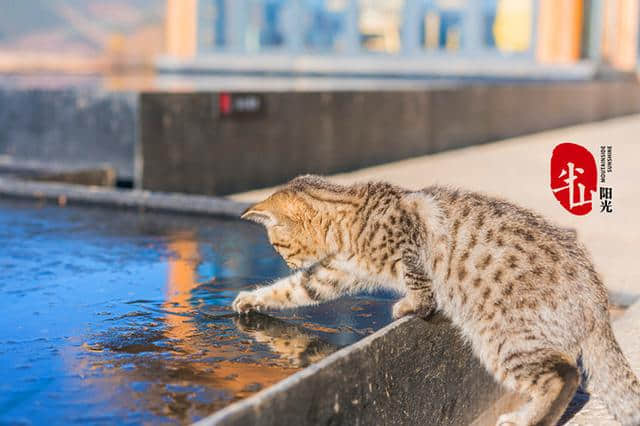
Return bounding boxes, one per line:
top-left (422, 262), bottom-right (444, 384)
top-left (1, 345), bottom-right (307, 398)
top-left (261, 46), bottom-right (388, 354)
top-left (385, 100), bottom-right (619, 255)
top-left (0, 199), bottom-right (394, 424)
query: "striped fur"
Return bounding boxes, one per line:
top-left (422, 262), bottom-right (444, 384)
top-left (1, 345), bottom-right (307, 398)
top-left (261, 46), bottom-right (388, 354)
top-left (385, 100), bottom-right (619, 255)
top-left (233, 175), bottom-right (640, 426)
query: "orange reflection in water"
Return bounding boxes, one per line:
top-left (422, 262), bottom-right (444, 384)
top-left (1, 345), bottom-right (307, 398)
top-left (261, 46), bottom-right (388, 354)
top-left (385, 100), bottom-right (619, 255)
top-left (68, 233), bottom-right (302, 423)
top-left (163, 235), bottom-right (299, 399)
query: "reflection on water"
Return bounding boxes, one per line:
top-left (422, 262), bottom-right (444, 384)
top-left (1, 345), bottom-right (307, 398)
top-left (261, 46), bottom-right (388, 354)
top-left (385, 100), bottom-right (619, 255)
top-left (0, 199), bottom-right (393, 424)
top-left (233, 314), bottom-right (339, 369)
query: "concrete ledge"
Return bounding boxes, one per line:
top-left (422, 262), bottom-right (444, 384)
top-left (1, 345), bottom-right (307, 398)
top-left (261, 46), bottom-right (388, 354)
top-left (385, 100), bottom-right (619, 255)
top-left (196, 314), bottom-right (504, 426)
top-left (0, 89), bottom-right (137, 181)
top-left (26, 167), bottom-right (117, 187)
top-left (0, 177), bottom-right (248, 218)
top-left (157, 54), bottom-right (596, 81)
top-left (0, 160), bottom-right (117, 187)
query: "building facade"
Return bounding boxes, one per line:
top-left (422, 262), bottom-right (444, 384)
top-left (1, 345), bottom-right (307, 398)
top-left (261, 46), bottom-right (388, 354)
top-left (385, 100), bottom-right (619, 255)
top-left (164, 0), bottom-right (639, 71)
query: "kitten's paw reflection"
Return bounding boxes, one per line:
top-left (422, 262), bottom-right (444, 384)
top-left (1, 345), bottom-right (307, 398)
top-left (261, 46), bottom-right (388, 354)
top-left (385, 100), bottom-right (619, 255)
top-left (233, 313), bottom-right (338, 368)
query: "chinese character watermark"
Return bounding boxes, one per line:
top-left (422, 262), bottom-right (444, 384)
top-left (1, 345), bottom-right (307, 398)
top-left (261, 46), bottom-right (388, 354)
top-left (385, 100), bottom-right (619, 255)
top-left (599, 146), bottom-right (613, 214)
top-left (550, 143), bottom-right (597, 216)
top-left (552, 162), bottom-right (595, 210)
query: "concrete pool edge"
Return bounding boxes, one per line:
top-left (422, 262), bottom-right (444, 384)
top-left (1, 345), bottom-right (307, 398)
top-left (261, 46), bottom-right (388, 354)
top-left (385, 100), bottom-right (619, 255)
top-left (195, 314), bottom-right (505, 426)
top-left (0, 177), bottom-right (249, 218)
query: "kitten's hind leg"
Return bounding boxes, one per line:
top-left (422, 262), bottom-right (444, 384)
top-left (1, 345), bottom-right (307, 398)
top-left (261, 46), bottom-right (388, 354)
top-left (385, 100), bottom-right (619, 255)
top-left (496, 350), bottom-right (579, 426)
top-left (392, 288), bottom-right (435, 319)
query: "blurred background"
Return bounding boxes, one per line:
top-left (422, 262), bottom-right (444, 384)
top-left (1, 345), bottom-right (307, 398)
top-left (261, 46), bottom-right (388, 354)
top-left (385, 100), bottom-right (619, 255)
top-left (1, 0), bottom-right (639, 200)
top-left (0, 0), bottom-right (637, 91)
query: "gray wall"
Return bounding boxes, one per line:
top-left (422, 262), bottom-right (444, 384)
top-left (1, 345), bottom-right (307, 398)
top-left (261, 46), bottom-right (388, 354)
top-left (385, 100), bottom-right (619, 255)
top-left (3, 81), bottom-right (639, 195)
top-left (139, 81), bottom-right (640, 196)
top-left (0, 89), bottom-right (138, 180)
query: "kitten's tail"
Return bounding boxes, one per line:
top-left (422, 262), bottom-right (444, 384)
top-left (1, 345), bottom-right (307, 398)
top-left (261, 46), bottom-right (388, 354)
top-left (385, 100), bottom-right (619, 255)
top-left (581, 321), bottom-right (640, 425)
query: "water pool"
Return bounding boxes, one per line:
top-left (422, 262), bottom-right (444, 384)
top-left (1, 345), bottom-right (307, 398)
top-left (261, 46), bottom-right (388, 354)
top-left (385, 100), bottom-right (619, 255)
top-left (0, 199), bottom-right (394, 425)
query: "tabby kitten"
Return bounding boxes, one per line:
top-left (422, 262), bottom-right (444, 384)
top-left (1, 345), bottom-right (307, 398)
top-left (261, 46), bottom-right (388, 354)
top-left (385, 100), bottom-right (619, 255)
top-left (232, 175), bottom-right (640, 426)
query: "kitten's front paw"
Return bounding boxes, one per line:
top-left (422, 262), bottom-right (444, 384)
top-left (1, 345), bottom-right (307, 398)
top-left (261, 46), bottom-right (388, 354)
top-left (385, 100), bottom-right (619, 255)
top-left (232, 291), bottom-right (264, 314)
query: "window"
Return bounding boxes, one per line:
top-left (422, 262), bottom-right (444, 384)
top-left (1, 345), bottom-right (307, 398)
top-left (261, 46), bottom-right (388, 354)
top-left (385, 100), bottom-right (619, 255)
top-left (245, 0), bottom-right (287, 51)
top-left (198, 0), bottom-right (227, 51)
top-left (359, 0), bottom-right (405, 53)
top-left (303, 0), bottom-right (352, 52)
top-left (421, 0), bottom-right (467, 52)
top-left (486, 0), bottom-right (533, 53)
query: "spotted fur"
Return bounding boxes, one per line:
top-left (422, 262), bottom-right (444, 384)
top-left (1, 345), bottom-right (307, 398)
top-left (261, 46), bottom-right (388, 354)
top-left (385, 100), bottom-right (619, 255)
top-left (232, 175), bottom-right (640, 426)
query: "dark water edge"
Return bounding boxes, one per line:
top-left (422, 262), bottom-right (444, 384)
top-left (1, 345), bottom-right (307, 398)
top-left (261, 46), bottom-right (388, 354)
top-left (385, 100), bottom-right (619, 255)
top-left (0, 198), bottom-right (394, 425)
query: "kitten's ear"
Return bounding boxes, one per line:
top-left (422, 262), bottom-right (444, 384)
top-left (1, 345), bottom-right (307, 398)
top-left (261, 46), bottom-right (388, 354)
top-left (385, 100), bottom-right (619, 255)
top-left (241, 208), bottom-right (277, 227)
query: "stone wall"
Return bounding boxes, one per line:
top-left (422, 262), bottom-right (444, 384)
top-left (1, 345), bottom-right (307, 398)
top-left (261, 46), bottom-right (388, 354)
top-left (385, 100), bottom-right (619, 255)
top-left (139, 81), bottom-right (640, 196)
top-left (0, 89), bottom-right (138, 181)
top-left (3, 81), bottom-right (639, 196)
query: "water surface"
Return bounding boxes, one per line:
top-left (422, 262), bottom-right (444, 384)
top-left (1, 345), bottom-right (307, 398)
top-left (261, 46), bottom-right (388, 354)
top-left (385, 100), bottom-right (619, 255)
top-left (0, 199), bottom-right (393, 425)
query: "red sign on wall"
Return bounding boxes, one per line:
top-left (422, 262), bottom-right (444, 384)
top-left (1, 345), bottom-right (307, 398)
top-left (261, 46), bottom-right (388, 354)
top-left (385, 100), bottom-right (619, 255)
top-left (550, 142), bottom-right (597, 216)
top-left (218, 93), bottom-right (264, 118)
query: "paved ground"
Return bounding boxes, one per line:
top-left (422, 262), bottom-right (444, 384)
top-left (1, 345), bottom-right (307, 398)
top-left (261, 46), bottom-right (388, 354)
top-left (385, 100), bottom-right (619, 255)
top-left (232, 114), bottom-right (640, 424)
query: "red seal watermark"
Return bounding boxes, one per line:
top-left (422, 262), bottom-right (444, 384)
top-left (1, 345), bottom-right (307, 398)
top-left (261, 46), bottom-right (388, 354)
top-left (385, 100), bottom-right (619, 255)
top-left (550, 143), bottom-right (597, 216)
